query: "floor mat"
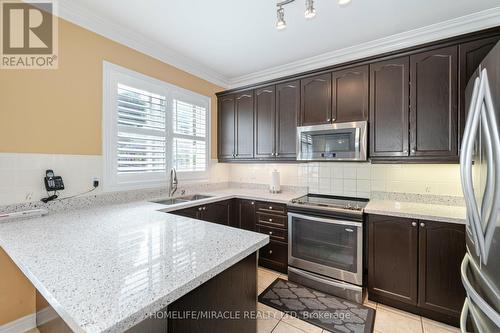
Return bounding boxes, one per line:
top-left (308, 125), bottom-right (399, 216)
top-left (258, 278), bottom-right (375, 333)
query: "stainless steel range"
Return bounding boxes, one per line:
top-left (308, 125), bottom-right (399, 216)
top-left (287, 194), bottom-right (368, 303)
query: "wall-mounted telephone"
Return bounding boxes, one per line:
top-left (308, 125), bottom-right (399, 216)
top-left (44, 170), bottom-right (65, 192)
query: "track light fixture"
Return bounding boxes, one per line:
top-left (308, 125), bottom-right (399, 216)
top-left (304, 0), bottom-right (316, 19)
top-left (276, 6), bottom-right (287, 30)
top-left (276, 0), bottom-right (351, 29)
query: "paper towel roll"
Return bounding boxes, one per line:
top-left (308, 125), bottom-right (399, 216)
top-left (270, 169), bottom-right (281, 193)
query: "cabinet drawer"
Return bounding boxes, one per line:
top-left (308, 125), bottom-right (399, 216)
top-left (256, 212), bottom-right (287, 229)
top-left (257, 224), bottom-right (287, 242)
top-left (259, 240), bottom-right (288, 274)
top-left (256, 202), bottom-right (287, 215)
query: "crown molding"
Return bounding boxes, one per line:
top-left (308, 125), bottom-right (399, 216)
top-left (227, 6), bottom-right (500, 89)
top-left (57, 0), bottom-right (230, 88)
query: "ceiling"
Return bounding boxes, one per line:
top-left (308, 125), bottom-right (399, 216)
top-left (59, 0), bottom-right (500, 87)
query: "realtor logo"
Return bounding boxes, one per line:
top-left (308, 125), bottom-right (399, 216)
top-left (1, 0), bottom-right (58, 69)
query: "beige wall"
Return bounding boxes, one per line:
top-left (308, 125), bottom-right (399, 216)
top-left (0, 17), bottom-right (223, 325)
top-left (0, 18), bottom-right (222, 157)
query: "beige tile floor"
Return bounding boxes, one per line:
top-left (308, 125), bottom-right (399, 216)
top-left (257, 267), bottom-right (460, 333)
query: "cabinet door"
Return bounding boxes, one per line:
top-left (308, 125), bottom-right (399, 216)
top-left (259, 240), bottom-right (288, 274)
top-left (410, 46), bottom-right (458, 157)
top-left (332, 65), bottom-right (369, 122)
top-left (276, 81), bottom-right (299, 159)
top-left (368, 215), bottom-right (418, 305)
top-left (202, 201), bottom-right (230, 225)
top-left (369, 57), bottom-right (410, 158)
top-left (254, 86), bottom-right (275, 159)
top-left (218, 95), bottom-right (235, 159)
top-left (238, 199), bottom-right (256, 231)
top-left (418, 220), bottom-right (466, 318)
top-left (458, 36), bottom-right (500, 147)
top-left (235, 91), bottom-right (254, 159)
top-left (300, 73), bottom-right (332, 126)
top-left (172, 206), bottom-right (201, 220)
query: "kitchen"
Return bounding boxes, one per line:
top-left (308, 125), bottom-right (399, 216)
top-left (0, 1), bottom-right (499, 333)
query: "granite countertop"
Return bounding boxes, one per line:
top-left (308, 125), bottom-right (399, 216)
top-left (365, 199), bottom-right (467, 224)
top-left (0, 201), bottom-right (269, 333)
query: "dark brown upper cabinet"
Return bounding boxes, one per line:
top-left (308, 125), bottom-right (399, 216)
top-left (369, 57), bottom-right (410, 158)
top-left (254, 86), bottom-right (276, 159)
top-left (234, 91), bottom-right (254, 159)
top-left (300, 73), bottom-right (332, 126)
top-left (275, 81), bottom-right (299, 159)
top-left (458, 36), bottom-right (500, 148)
top-left (218, 95), bottom-right (236, 160)
top-left (332, 65), bottom-right (369, 122)
top-left (410, 46), bottom-right (458, 158)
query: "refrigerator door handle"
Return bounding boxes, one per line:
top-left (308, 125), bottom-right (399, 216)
top-left (460, 299), bottom-right (469, 333)
top-left (460, 76), bottom-right (482, 256)
top-left (461, 254), bottom-right (500, 327)
top-left (480, 68), bottom-right (500, 264)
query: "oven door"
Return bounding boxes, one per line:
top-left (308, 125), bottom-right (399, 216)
top-left (288, 213), bottom-right (363, 285)
top-left (296, 121), bottom-right (367, 161)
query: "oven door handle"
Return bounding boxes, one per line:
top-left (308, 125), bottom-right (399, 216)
top-left (287, 212), bottom-right (363, 227)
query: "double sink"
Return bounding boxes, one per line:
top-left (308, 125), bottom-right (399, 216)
top-left (153, 194), bottom-right (213, 206)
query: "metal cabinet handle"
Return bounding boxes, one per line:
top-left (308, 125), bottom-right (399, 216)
top-left (269, 231), bottom-right (273, 235)
top-left (326, 118), bottom-right (331, 122)
top-left (203, 207), bottom-right (206, 211)
top-left (251, 201), bottom-right (255, 205)
top-left (412, 222), bottom-right (417, 227)
top-left (332, 118), bottom-right (336, 122)
top-left (411, 149), bottom-right (416, 154)
top-left (276, 153), bottom-right (279, 156)
top-left (198, 207), bottom-right (203, 211)
top-left (269, 250), bottom-right (273, 254)
top-left (420, 222), bottom-right (425, 227)
top-left (269, 206), bottom-right (273, 210)
top-left (269, 218), bottom-right (273, 222)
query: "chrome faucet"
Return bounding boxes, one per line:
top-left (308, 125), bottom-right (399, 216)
top-left (169, 168), bottom-right (178, 197)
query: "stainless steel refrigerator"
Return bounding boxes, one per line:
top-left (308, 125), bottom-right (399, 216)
top-left (460, 41), bottom-right (500, 332)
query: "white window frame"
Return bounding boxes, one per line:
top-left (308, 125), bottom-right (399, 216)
top-left (102, 61), bottom-right (211, 192)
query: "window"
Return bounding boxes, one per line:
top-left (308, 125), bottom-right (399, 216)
top-left (103, 62), bottom-right (210, 191)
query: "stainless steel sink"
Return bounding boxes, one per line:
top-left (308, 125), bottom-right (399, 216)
top-left (179, 194), bottom-right (213, 201)
top-left (152, 194), bottom-right (213, 206)
top-left (153, 198), bottom-right (189, 205)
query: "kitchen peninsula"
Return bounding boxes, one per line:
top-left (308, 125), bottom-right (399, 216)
top-left (0, 201), bottom-right (268, 333)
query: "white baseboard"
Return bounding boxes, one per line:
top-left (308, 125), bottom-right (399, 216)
top-left (0, 313), bottom-right (36, 333)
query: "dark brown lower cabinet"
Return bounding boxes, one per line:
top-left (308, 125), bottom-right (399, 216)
top-left (171, 199), bottom-right (289, 274)
top-left (418, 220), bottom-right (466, 318)
top-left (238, 199), bottom-right (256, 231)
top-left (368, 214), bottom-right (418, 305)
top-left (258, 240), bottom-right (288, 274)
top-left (368, 214), bottom-right (466, 326)
top-left (170, 200), bottom-right (233, 226)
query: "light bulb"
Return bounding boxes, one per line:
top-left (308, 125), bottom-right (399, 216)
top-left (276, 7), bottom-right (287, 30)
top-left (305, 0), bottom-right (316, 19)
top-left (338, 0), bottom-right (352, 6)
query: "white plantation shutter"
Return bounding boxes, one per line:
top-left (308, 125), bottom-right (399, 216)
top-left (103, 62), bottom-right (210, 191)
top-left (116, 84), bottom-right (167, 174)
top-left (172, 98), bottom-right (208, 173)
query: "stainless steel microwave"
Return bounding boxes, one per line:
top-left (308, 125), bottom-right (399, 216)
top-left (296, 121), bottom-right (367, 161)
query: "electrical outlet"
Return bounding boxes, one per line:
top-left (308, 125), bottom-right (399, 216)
top-left (92, 177), bottom-right (99, 188)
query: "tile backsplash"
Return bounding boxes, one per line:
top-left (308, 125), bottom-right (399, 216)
top-left (0, 152), bottom-right (463, 206)
top-left (228, 162), bottom-right (463, 198)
